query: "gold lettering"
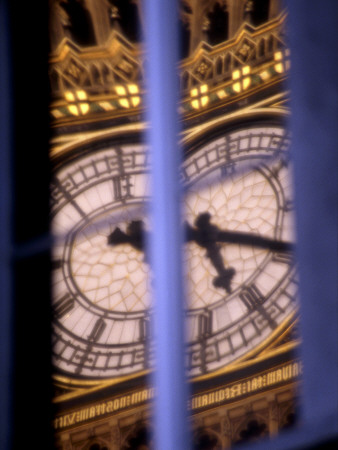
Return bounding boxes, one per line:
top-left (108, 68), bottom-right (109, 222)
top-left (141, 389), bottom-right (149, 401)
top-left (201, 395), bottom-right (208, 407)
top-left (262, 375), bottom-right (267, 387)
top-left (225, 388), bottom-right (230, 399)
top-left (230, 384), bottom-right (242, 398)
top-left (149, 387), bottom-right (156, 399)
top-left (276, 369), bottom-right (282, 382)
top-left (113, 399), bottom-right (120, 411)
top-left (208, 392), bottom-right (215, 405)
top-left (219, 389), bottom-right (226, 401)
top-left (251, 378), bottom-right (258, 391)
top-left (283, 365), bottom-right (292, 380)
top-left (66, 413), bottom-right (76, 425)
top-left (292, 362), bottom-right (300, 377)
top-left (131, 391), bottom-right (141, 404)
top-left (267, 371), bottom-right (276, 385)
top-left (89, 407), bottom-right (95, 418)
top-left (191, 397), bottom-right (196, 409)
top-left (120, 396), bottom-right (126, 408)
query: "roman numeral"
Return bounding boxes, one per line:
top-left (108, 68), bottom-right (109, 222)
top-left (112, 175), bottom-right (133, 201)
top-left (239, 284), bottom-right (266, 312)
top-left (53, 293), bottom-right (75, 318)
top-left (198, 311), bottom-right (212, 338)
top-left (88, 318), bottom-right (106, 342)
top-left (272, 251), bottom-right (294, 265)
top-left (240, 284), bottom-right (277, 330)
top-left (139, 317), bottom-right (150, 342)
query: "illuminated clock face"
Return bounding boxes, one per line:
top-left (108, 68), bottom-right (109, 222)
top-left (182, 125), bottom-right (297, 376)
top-left (51, 144), bottom-right (151, 378)
top-left (50, 124), bottom-right (297, 379)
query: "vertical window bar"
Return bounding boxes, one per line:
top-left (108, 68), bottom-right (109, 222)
top-left (240, 2), bottom-right (338, 449)
top-left (144, 0), bottom-right (190, 449)
top-left (0, 2), bottom-right (13, 447)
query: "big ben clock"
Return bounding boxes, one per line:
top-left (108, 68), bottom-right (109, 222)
top-left (51, 140), bottom-right (152, 379)
top-left (50, 118), bottom-right (297, 382)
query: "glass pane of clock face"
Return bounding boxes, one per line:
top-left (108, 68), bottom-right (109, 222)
top-left (181, 126), bottom-right (297, 376)
top-left (50, 124), bottom-right (297, 379)
top-left (51, 144), bottom-right (152, 378)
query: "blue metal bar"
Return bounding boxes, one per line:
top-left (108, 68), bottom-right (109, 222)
top-left (143, 1), bottom-right (190, 449)
top-left (287, 0), bottom-right (338, 440)
top-left (241, 2), bottom-right (338, 449)
top-left (0, 2), bottom-right (13, 448)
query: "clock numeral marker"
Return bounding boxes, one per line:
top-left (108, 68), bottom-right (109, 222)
top-left (112, 175), bottom-right (133, 201)
top-left (88, 318), bottom-right (106, 342)
top-left (139, 317), bottom-right (150, 342)
top-left (240, 284), bottom-right (277, 330)
top-left (53, 177), bottom-right (86, 218)
top-left (53, 293), bottom-right (75, 318)
top-left (198, 311), bottom-right (212, 338)
top-left (227, 335), bottom-right (235, 355)
top-left (239, 284), bottom-right (265, 311)
top-left (272, 251), bottom-right (294, 265)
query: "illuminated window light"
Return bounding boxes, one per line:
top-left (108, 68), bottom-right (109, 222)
top-left (274, 50), bottom-right (291, 73)
top-left (216, 89), bottom-right (227, 99)
top-left (115, 84), bottom-right (141, 109)
top-left (190, 84), bottom-right (209, 110)
top-left (232, 66), bottom-right (251, 93)
top-left (64, 90), bottom-right (90, 116)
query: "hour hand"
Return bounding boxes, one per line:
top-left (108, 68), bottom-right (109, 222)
top-left (107, 226), bottom-right (130, 246)
top-left (108, 220), bottom-right (145, 254)
top-left (186, 212), bottom-right (236, 293)
top-left (207, 245), bottom-right (235, 293)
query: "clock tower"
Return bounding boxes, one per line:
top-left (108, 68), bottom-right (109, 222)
top-left (47, 1), bottom-right (300, 448)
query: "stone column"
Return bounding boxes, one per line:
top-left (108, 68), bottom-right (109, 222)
top-left (221, 412), bottom-right (232, 448)
top-left (49, 0), bottom-right (71, 51)
top-left (268, 397), bottom-right (279, 437)
top-left (85, 0), bottom-right (112, 45)
top-left (109, 420), bottom-right (121, 450)
top-left (227, 0), bottom-right (246, 39)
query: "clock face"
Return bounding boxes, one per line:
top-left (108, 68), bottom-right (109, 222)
top-left (51, 144), bottom-right (152, 378)
top-left (182, 125), bottom-right (297, 376)
top-left (50, 123), bottom-right (297, 380)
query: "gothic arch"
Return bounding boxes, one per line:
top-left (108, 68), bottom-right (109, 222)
top-left (280, 404), bottom-right (298, 430)
top-left (121, 421), bottom-right (153, 450)
top-left (109, 0), bottom-right (142, 42)
top-left (60, 0), bottom-right (96, 46)
top-left (234, 414), bottom-right (269, 445)
top-left (81, 437), bottom-right (110, 450)
top-left (206, 1), bottom-right (229, 46)
top-left (193, 427), bottom-right (222, 450)
top-left (250, 0), bottom-right (270, 27)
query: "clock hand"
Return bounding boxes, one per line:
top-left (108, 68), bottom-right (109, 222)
top-left (215, 230), bottom-right (293, 252)
top-left (185, 213), bottom-right (235, 293)
top-left (107, 212), bottom-right (293, 295)
top-left (186, 212), bottom-right (293, 252)
top-left (108, 220), bottom-right (144, 250)
top-left (108, 217), bottom-right (235, 293)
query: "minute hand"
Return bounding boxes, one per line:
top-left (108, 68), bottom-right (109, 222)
top-left (215, 230), bottom-right (293, 252)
